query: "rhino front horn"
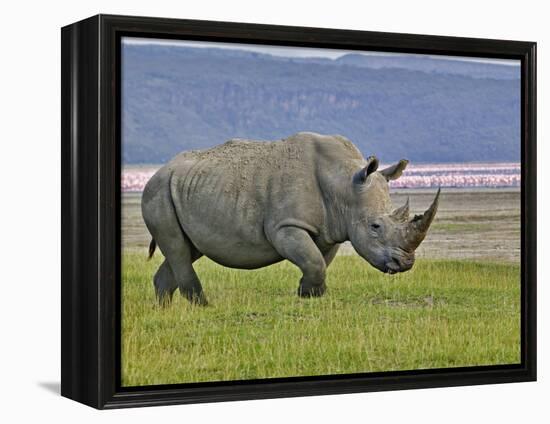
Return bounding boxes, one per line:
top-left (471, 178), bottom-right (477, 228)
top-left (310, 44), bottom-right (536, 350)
top-left (405, 188), bottom-right (441, 250)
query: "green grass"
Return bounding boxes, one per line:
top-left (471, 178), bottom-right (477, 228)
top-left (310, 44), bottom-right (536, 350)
top-left (121, 252), bottom-right (520, 387)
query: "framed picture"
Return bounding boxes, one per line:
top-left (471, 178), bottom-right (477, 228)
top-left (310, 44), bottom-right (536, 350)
top-left (61, 14), bottom-right (536, 409)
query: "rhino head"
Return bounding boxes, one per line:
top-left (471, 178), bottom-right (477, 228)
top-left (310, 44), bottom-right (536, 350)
top-left (348, 156), bottom-right (440, 274)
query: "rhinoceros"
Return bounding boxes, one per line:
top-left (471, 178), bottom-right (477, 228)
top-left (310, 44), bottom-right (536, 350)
top-left (142, 132), bottom-right (440, 305)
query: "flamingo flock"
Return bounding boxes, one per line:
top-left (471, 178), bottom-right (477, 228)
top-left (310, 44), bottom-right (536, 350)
top-left (389, 162), bottom-right (520, 189)
top-left (121, 162), bottom-right (521, 192)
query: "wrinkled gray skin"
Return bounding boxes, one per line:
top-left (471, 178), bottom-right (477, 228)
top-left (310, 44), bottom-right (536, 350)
top-left (142, 132), bottom-right (440, 305)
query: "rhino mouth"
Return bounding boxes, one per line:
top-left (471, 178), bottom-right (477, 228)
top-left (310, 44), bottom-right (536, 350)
top-left (385, 264), bottom-right (399, 275)
top-left (384, 255), bottom-right (413, 274)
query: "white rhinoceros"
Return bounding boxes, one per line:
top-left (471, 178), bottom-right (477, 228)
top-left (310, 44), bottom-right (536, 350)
top-left (142, 132), bottom-right (439, 305)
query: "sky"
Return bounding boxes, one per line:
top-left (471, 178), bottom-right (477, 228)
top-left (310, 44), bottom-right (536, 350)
top-left (123, 37), bottom-right (520, 67)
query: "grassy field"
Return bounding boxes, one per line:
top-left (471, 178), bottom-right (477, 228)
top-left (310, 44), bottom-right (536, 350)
top-left (121, 188), bottom-right (521, 386)
top-left (121, 252), bottom-right (520, 386)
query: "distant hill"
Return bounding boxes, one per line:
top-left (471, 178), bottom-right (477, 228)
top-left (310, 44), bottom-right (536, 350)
top-left (122, 44), bottom-right (520, 164)
top-left (334, 53), bottom-right (520, 79)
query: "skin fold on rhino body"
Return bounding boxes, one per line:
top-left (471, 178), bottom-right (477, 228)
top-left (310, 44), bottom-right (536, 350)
top-left (141, 132), bottom-right (440, 305)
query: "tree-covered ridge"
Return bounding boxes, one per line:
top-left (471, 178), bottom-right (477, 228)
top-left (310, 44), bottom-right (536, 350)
top-left (122, 44), bottom-right (520, 164)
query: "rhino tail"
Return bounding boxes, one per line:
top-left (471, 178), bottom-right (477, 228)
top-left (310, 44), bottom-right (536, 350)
top-left (147, 238), bottom-right (156, 261)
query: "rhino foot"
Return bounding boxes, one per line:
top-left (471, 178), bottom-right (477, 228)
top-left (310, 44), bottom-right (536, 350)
top-left (183, 289), bottom-right (209, 306)
top-left (156, 291), bottom-right (175, 307)
top-left (297, 283), bottom-right (326, 298)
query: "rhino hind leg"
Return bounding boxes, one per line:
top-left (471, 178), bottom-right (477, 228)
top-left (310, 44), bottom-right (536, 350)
top-left (154, 259), bottom-right (178, 306)
top-left (152, 231), bottom-right (207, 306)
top-left (142, 175), bottom-right (207, 306)
top-left (154, 250), bottom-right (204, 306)
top-left (271, 226), bottom-right (327, 297)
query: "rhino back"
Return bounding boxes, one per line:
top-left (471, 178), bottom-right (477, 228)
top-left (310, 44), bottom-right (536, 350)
top-left (164, 133), bottom-right (364, 267)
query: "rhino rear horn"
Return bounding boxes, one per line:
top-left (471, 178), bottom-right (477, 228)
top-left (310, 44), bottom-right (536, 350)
top-left (405, 188), bottom-right (440, 249)
top-left (353, 156), bottom-right (379, 185)
top-left (391, 197), bottom-right (410, 223)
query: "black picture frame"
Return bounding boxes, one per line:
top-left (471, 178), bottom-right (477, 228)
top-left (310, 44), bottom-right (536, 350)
top-left (61, 14), bottom-right (537, 409)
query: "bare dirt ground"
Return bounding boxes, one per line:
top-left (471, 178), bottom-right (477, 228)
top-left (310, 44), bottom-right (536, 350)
top-left (388, 188), bottom-right (520, 262)
top-left (122, 188), bottom-right (520, 263)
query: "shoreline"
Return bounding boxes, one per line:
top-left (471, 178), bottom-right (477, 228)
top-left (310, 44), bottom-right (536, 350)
top-left (122, 189), bottom-right (520, 263)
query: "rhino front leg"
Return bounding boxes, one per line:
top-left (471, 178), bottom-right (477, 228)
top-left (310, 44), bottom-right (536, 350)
top-left (323, 244), bottom-right (340, 267)
top-left (272, 226), bottom-right (327, 297)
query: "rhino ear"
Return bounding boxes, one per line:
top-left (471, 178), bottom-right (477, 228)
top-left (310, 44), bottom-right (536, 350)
top-left (380, 159), bottom-right (409, 181)
top-left (353, 156), bottom-right (379, 185)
